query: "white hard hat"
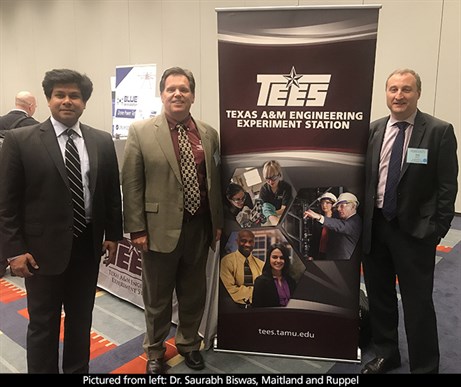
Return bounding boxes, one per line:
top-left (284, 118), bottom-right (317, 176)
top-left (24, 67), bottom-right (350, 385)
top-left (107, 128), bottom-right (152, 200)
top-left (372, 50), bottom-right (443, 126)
top-left (318, 192), bottom-right (337, 203)
top-left (336, 192), bottom-right (359, 207)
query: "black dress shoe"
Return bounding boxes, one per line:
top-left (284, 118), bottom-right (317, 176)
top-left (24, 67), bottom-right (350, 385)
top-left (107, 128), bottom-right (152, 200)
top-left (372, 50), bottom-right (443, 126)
top-left (183, 350), bottom-right (205, 370)
top-left (361, 357), bottom-right (401, 374)
top-left (146, 358), bottom-right (165, 374)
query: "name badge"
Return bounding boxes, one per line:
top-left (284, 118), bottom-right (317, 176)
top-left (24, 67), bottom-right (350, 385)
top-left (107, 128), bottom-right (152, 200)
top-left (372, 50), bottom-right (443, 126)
top-left (406, 148), bottom-right (428, 164)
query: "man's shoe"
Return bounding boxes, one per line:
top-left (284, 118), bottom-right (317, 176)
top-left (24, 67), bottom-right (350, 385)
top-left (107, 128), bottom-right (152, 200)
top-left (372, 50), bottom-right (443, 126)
top-left (361, 357), bottom-right (401, 374)
top-left (146, 358), bottom-right (165, 374)
top-left (183, 350), bottom-right (205, 370)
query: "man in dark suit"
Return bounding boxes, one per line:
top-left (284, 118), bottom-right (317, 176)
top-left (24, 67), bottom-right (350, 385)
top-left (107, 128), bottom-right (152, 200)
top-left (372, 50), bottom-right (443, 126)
top-left (0, 90), bottom-right (39, 132)
top-left (362, 68), bottom-right (458, 374)
top-left (122, 67), bottom-right (223, 374)
top-left (0, 91), bottom-right (40, 277)
top-left (0, 69), bottom-right (123, 373)
top-left (304, 192), bottom-right (362, 260)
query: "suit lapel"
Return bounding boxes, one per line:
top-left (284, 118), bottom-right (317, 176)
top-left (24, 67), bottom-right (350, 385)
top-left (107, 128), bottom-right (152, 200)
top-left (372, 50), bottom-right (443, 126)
top-left (81, 125), bottom-right (98, 197)
top-left (40, 119), bottom-right (69, 187)
top-left (197, 122), bottom-right (212, 184)
top-left (371, 118), bottom-right (387, 179)
top-left (154, 115), bottom-right (182, 183)
top-left (401, 110), bottom-right (426, 177)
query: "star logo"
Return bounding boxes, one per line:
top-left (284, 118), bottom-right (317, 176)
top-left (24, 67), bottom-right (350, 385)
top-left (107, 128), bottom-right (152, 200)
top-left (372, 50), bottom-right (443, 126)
top-left (284, 66), bottom-right (302, 89)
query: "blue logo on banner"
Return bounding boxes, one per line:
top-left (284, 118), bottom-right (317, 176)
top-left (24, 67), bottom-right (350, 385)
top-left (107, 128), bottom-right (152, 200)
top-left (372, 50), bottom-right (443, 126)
top-left (116, 109), bottom-right (136, 118)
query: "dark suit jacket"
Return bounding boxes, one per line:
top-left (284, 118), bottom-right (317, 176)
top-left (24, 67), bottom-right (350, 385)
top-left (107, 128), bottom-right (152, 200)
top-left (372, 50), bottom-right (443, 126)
top-left (0, 119), bottom-right (123, 274)
top-left (323, 213), bottom-right (362, 260)
top-left (252, 273), bottom-right (296, 307)
top-left (363, 110), bottom-right (458, 253)
top-left (0, 110), bottom-right (39, 130)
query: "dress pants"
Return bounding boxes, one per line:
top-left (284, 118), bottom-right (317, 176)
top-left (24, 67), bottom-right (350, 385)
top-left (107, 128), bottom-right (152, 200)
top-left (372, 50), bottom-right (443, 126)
top-left (25, 225), bottom-right (99, 373)
top-left (363, 209), bottom-right (439, 373)
top-left (142, 212), bottom-right (212, 360)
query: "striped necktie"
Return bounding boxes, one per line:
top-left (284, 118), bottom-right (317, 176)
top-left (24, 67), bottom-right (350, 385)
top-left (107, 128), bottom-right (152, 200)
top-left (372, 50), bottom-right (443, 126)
top-left (65, 129), bottom-right (86, 237)
top-left (243, 258), bottom-right (253, 286)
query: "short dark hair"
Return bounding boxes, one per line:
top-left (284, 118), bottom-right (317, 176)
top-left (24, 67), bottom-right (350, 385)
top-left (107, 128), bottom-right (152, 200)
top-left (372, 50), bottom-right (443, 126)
top-left (225, 183), bottom-right (244, 200)
top-left (159, 67), bottom-right (196, 95)
top-left (263, 243), bottom-right (291, 277)
top-left (42, 69), bottom-right (93, 102)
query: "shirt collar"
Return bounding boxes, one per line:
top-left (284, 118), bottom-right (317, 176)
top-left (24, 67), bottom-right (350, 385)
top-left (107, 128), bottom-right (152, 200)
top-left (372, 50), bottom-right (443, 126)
top-left (167, 114), bottom-right (193, 131)
top-left (389, 111), bottom-right (417, 128)
top-left (11, 108), bottom-right (28, 115)
top-left (50, 116), bottom-right (82, 138)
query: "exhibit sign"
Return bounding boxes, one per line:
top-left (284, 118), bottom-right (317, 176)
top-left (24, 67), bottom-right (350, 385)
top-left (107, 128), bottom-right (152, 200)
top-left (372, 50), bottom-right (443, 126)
top-left (112, 64), bottom-right (161, 138)
top-left (216, 5), bottom-right (380, 362)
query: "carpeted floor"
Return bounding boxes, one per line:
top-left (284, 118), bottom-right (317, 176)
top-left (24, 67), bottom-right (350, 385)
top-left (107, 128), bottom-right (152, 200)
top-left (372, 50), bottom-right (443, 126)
top-left (1, 215), bottom-right (460, 374)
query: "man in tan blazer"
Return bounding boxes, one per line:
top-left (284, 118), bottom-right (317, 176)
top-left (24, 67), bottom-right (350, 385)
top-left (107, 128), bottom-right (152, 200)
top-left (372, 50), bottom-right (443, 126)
top-left (122, 67), bottom-right (223, 374)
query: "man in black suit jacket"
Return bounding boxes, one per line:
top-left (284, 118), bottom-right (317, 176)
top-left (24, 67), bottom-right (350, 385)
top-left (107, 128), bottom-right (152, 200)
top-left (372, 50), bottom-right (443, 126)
top-left (0, 90), bottom-right (39, 132)
top-left (0, 91), bottom-right (40, 278)
top-left (362, 68), bottom-right (458, 374)
top-left (304, 192), bottom-right (362, 261)
top-left (0, 69), bottom-right (123, 373)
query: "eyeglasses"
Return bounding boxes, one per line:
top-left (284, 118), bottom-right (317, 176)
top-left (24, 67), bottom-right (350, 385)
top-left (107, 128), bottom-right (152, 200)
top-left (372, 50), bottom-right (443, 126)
top-left (265, 174), bottom-right (280, 182)
top-left (231, 196), bottom-right (245, 203)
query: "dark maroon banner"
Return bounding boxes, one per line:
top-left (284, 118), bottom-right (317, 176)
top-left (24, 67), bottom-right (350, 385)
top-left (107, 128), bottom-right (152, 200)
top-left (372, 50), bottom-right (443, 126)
top-left (216, 5), bottom-right (380, 362)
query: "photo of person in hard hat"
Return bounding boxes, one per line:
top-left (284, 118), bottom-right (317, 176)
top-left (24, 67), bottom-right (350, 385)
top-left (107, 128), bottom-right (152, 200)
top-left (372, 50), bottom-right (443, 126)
top-left (304, 192), bottom-right (362, 260)
top-left (309, 192), bottom-right (338, 260)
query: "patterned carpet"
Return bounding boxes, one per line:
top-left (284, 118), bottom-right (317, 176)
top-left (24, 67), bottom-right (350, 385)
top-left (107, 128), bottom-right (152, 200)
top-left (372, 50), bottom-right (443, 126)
top-left (1, 215), bottom-right (460, 374)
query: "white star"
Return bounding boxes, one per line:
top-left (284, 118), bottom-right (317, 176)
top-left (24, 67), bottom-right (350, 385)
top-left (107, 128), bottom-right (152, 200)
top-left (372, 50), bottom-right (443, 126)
top-left (284, 66), bottom-right (302, 89)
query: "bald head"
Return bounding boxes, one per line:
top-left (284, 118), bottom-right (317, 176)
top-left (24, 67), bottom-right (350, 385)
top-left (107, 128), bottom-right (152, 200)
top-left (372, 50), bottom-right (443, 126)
top-left (237, 230), bottom-right (255, 257)
top-left (15, 91), bottom-right (37, 116)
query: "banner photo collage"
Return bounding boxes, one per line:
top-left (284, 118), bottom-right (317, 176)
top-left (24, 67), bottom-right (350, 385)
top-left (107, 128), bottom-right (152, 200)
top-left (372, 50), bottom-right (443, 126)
top-left (216, 5), bottom-right (380, 362)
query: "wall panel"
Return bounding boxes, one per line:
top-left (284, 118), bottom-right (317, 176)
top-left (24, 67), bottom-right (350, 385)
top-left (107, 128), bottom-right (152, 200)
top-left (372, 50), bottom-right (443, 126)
top-left (1, 0), bottom-right (459, 211)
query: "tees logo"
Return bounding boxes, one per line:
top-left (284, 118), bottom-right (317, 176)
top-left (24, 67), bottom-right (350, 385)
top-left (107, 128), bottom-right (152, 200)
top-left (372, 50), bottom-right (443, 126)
top-left (257, 66), bottom-right (331, 107)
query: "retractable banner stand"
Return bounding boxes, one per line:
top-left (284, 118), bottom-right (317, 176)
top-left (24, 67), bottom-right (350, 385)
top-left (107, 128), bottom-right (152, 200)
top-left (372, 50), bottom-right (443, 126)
top-left (216, 5), bottom-right (380, 361)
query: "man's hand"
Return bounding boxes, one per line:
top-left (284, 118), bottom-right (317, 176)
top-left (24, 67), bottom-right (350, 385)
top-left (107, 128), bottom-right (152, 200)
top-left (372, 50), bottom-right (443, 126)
top-left (132, 235), bottom-right (148, 252)
top-left (9, 253), bottom-right (39, 278)
top-left (102, 240), bottom-right (119, 266)
top-left (215, 228), bottom-right (222, 242)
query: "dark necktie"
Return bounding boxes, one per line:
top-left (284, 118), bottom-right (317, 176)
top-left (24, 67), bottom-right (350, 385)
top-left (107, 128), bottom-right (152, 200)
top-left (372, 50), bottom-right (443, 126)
top-left (382, 121), bottom-right (408, 221)
top-left (65, 129), bottom-right (86, 237)
top-left (176, 123), bottom-right (201, 215)
top-left (243, 258), bottom-right (253, 286)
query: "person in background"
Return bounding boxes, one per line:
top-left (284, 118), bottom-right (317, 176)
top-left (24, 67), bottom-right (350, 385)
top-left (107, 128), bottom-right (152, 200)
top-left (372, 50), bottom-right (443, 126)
top-left (220, 229), bottom-right (264, 307)
top-left (224, 183), bottom-right (254, 224)
top-left (221, 183), bottom-right (255, 254)
top-left (304, 192), bottom-right (361, 261)
top-left (259, 160), bottom-right (293, 225)
top-left (362, 68), bottom-right (458, 374)
top-left (0, 69), bottom-right (123, 373)
top-left (0, 90), bottom-right (39, 132)
top-left (252, 243), bottom-right (296, 308)
top-left (0, 91), bottom-right (40, 278)
top-left (308, 192), bottom-right (337, 260)
top-left (122, 67), bottom-right (223, 374)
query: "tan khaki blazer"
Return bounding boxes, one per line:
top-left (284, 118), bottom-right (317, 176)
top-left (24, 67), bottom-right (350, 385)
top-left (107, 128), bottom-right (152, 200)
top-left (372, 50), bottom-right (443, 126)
top-left (122, 114), bottom-right (223, 253)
